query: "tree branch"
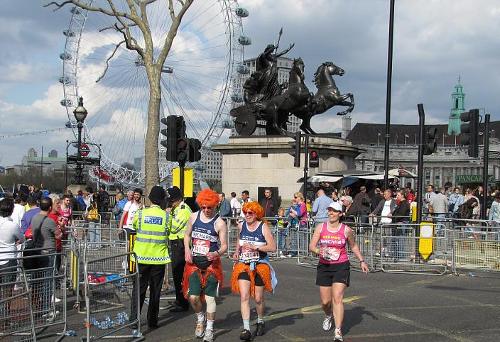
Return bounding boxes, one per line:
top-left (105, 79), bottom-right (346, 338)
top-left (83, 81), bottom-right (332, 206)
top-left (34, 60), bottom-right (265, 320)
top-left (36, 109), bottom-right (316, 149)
top-left (99, 22), bottom-right (137, 33)
top-left (44, 0), bottom-right (131, 20)
top-left (96, 40), bottom-right (126, 83)
top-left (168, 0), bottom-right (175, 21)
top-left (159, 0), bottom-right (194, 66)
top-left (114, 23), bottom-right (144, 58)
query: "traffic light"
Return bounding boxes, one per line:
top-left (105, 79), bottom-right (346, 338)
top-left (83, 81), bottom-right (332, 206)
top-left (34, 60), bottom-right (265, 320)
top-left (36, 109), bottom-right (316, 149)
top-left (176, 138), bottom-right (189, 165)
top-left (423, 126), bottom-right (437, 155)
top-left (292, 131), bottom-right (301, 167)
top-left (161, 115), bottom-right (186, 161)
top-left (460, 109), bottom-right (479, 158)
top-left (188, 138), bottom-right (202, 162)
top-left (309, 150), bottom-right (319, 168)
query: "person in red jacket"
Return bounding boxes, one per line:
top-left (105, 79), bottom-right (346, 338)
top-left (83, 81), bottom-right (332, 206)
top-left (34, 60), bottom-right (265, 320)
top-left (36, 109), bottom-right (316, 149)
top-left (48, 194), bottom-right (65, 272)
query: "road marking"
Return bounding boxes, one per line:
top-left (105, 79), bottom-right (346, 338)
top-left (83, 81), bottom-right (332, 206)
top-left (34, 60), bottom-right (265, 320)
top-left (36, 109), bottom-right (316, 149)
top-left (264, 296), bottom-right (364, 321)
top-left (273, 329), bottom-right (306, 341)
top-left (379, 312), bottom-right (473, 342)
top-left (380, 303), bottom-right (499, 310)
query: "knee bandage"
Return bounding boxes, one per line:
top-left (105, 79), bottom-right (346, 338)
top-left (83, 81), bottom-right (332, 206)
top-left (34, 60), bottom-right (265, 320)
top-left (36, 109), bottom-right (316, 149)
top-left (205, 295), bottom-right (216, 313)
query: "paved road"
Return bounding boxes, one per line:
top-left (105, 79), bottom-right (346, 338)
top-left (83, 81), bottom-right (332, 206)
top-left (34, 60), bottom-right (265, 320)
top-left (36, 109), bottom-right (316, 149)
top-left (59, 258), bottom-right (500, 342)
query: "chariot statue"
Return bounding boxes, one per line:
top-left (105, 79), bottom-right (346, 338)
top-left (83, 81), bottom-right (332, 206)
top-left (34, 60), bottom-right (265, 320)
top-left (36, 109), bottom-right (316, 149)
top-left (230, 30), bottom-right (355, 136)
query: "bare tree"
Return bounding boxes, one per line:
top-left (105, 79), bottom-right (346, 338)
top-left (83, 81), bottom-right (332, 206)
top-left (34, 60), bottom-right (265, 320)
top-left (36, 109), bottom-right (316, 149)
top-left (46, 0), bottom-right (194, 196)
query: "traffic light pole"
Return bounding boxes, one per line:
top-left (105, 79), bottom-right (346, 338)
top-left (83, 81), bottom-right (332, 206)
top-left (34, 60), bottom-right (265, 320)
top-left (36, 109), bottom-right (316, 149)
top-left (303, 134), bottom-right (309, 202)
top-left (383, 0), bottom-right (395, 190)
top-left (179, 160), bottom-right (185, 199)
top-left (416, 104), bottom-right (425, 224)
top-left (481, 114), bottom-right (490, 219)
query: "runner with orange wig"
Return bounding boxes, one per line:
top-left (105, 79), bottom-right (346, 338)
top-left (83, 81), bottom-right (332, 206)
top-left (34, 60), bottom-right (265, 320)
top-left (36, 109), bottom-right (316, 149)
top-left (183, 188), bottom-right (228, 342)
top-left (231, 201), bottom-right (277, 340)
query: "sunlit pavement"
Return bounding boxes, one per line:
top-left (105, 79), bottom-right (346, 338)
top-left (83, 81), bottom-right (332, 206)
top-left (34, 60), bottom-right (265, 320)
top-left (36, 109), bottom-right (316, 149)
top-left (59, 258), bottom-right (500, 342)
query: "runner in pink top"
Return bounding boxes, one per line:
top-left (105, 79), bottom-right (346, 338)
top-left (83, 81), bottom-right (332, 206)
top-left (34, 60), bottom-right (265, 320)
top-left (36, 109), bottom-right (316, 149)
top-left (318, 222), bottom-right (350, 265)
top-left (309, 201), bottom-right (369, 342)
top-left (59, 194), bottom-right (73, 226)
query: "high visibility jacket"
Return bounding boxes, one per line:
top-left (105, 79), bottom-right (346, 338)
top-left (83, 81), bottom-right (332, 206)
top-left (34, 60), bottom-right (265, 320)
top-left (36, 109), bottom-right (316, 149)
top-left (132, 205), bottom-right (170, 264)
top-left (168, 201), bottom-right (192, 240)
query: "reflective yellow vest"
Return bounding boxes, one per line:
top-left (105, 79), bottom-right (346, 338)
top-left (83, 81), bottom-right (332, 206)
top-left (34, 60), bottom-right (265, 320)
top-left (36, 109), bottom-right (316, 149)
top-left (168, 201), bottom-right (192, 240)
top-left (132, 205), bottom-right (170, 264)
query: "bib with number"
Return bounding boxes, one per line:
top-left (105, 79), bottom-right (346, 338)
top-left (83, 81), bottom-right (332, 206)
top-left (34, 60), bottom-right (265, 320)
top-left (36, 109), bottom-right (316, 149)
top-left (320, 246), bottom-right (341, 261)
top-left (192, 238), bottom-right (210, 256)
top-left (239, 244), bottom-right (260, 263)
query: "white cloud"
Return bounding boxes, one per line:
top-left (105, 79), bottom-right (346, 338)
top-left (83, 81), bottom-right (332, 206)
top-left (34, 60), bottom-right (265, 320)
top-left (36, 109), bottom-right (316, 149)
top-left (1, 0), bottom-right (500, 167)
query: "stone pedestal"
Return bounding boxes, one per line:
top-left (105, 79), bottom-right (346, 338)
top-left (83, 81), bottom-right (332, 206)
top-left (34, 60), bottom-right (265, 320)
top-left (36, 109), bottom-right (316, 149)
top-left (212, 135), bottom-right (363, 202)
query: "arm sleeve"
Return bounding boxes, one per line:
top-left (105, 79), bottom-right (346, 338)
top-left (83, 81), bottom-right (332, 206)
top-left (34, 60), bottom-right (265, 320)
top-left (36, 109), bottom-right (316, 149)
top-left (15, 224), bottom-right (25, 243)
top-left (132, 210), bottom-right (140, 229)
top-left (312, 199), bottom-right (319, 212)
top-left (173, 208), bottom-right (191, 230)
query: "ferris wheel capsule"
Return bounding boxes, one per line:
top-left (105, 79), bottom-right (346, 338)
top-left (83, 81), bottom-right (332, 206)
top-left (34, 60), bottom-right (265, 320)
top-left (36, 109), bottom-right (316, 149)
top-left (59, 52), bottom-right (72, 61)
top-left (60, 99), bottom-right (72, 107)
top-left (238, 35), bottom-right (252, 46)
top-left (236, 64), bottom-right (250, 74)
top-left (231, 93), bottom-right (244, 103)
top-left (235, 7), bottom-right (249, 17)
top-left (63, 29), bottom-right (75, 37)
top-left (59, 76), bottom-right (71, 85)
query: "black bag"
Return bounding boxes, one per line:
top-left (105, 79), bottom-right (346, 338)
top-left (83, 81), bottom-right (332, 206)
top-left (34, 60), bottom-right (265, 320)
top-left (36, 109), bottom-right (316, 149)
top-left (23, 217), bottom-right (46, 269)
top-left (192, 255), bottom-right (212, 270)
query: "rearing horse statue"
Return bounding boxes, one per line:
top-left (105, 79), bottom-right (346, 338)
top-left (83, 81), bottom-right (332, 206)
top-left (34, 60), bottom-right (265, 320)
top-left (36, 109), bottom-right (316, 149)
top-left (231, 58), bottom-right (310, 135)
top-left (291, 62), bottom-right (355, 134)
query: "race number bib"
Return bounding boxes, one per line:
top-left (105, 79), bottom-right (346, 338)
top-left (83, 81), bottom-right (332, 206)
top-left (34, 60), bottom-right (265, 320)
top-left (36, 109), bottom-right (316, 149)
top-left (192, 239), bottom-right (210, 256)
top-left (239, 243), bottom-right (260, 263)
top-left (320, 246), bottom-right (341, 261)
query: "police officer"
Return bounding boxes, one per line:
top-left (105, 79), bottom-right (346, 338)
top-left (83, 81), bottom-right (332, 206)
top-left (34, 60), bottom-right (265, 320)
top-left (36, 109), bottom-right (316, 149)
top-left (131, 186), bottom-right (170, 329)
top-left (167, 186), bottom-right (192, 312)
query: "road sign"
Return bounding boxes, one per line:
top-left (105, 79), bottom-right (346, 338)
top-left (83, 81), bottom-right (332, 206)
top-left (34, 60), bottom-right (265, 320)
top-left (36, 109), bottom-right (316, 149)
top-left (80, 143), bottom-right (90, 157)
top-left (172, 167), bottom-right (194, 197)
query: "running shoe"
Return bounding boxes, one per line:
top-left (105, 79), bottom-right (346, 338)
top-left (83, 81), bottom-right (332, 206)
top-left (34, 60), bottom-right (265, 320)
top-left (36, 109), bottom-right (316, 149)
top-left (203, 329), bottom-right (213, 342)
top-left (195, 317), bottom-right (205, 338)
top-left (239, 329), bottom-right (252, 341)
top-left (322, 315), bottom-right (332, 331)
top-left (255, 322), bottom-right (265, 336)
top-left (334, 328), bottom-right (343, 341)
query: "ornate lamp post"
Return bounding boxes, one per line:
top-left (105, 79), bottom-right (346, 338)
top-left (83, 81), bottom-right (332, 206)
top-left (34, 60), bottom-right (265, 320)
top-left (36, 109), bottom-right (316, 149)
top-left (73, 97), bottom-right (88, 184)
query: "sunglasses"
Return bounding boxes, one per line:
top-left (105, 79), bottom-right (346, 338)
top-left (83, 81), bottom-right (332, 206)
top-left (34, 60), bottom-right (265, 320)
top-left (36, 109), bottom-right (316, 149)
top-left (243, 211), bottom-right (255, 215)
top-left (201, 206), bottom-right (214, 210)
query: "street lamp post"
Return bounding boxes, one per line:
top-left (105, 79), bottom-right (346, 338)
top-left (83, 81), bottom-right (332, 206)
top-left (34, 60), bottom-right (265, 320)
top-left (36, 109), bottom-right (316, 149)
top-left (73, 97), bottom-right (88, 185)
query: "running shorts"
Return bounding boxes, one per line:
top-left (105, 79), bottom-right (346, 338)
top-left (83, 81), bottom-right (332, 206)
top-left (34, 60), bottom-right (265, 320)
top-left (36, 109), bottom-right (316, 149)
top-left (237, 270), bottom-right (265, 286)
top-left (188, 272), bottom-right (219, 297)
top-left (315, 261), bottom-right (350, 287)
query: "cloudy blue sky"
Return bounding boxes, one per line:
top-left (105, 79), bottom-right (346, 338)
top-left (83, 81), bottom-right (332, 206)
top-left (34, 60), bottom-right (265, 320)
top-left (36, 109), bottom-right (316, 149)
top-left (0, 0), bottom-right (499, 167)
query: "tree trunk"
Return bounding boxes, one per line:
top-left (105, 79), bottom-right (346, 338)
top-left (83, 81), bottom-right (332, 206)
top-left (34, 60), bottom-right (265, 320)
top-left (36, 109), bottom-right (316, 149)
top-left (144, 69), bottom-right (161, 199)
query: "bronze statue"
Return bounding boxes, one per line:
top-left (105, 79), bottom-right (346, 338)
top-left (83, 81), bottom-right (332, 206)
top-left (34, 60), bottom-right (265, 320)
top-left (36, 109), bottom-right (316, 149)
top-left (231, 32), bottom-right (354, 136)
top-left (292, 62), bottom-right (354, 134)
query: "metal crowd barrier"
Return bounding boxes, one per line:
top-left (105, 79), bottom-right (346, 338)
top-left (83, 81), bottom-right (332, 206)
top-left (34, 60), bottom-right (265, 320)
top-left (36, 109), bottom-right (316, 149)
top-left (0, 249), bottom-right (67, 341)
top-left (64, 225), bottom-right (128, 312)
top-left (82, 253), bottom-right (143, 341)
top-left (0, 257), bottom-right (36, 341)
top-left (287, 214), bottom-right (499, 276)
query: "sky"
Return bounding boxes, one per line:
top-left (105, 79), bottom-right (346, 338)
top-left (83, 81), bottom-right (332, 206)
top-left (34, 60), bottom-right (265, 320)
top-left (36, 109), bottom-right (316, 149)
top-left (0, 0), bottom-right (499, 167)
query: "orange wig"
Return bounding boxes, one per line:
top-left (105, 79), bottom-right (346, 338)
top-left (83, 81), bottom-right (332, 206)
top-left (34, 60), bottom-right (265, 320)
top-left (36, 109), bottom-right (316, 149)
top-left (242, 201), bottom-right (265, 220)
top-left (196, 188), bottom-right (220, 207)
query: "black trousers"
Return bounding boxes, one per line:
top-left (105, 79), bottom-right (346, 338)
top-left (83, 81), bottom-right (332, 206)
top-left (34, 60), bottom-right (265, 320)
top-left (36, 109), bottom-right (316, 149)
top-left (136, 263), bottom-right (165, 327)
top-left (170, 239), bottom-right (189, 308)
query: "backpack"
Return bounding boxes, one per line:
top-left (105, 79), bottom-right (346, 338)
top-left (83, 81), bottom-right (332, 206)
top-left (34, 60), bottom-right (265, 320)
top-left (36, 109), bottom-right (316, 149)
top-left (86, 203), bottom-right (100, 222)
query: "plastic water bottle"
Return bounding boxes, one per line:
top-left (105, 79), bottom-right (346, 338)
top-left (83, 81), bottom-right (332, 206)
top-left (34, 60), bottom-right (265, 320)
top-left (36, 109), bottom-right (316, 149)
top-left (468, 272), bottom-right (476, 277)
top-left (132, 330), bottom-right (143, 338)
top-left (90, 317), bottom-right (98, 326)
top-left (64, 330), bottom-right (77, 336)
